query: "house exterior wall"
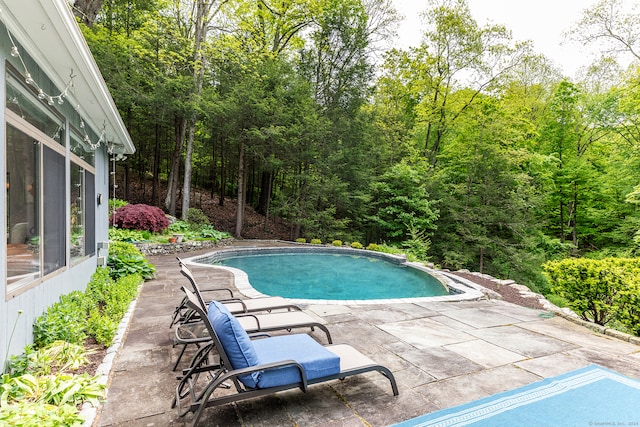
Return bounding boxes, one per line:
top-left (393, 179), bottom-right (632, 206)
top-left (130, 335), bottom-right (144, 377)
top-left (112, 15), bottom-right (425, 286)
top-left (0, 21), bottom-right (115, 369)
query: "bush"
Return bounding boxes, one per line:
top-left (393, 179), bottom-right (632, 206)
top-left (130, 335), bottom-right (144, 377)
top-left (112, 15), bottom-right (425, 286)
top-left (33, 292), bottom-right (87, 348)
top-left (366, 243), bottom-right (381, 251)
top-left (110, 204), bottom-right (169, 233)
top-left (186, 208), bottom-right (210, 226)
top-left (331, 240), bottom-right (343, 247)
top-left (295, 238), bottom-right (306, 243)
top-left (107, 242), bottom-right (155, 281)
top-left (543, 257), bottom-right (640, 332)
top-left (108, 227), bottom-right (146, 242)
top-left (310, 239), bottom-right (322, 245)
top-left (168, 220), bottom-right (190, 234)
top-left (350, 241), bottom-right (363, 249)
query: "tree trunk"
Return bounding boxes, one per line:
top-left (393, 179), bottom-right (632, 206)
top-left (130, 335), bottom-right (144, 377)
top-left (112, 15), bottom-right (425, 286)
top-left (181, 118), bottom-right (196, 220)
top-left (165, 116), bottom-right (186, 215)
top-left (235, 140), bottom-right (246, 238)
top-left (72, 0), bottom-right (103, 26)
top-left (151, 122), bottom-right (161, 206)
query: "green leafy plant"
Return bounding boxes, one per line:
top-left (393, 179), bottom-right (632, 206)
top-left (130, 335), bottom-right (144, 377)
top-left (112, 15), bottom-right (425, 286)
top-left (198, 225), bottom-right (230, 241)
top-left (310, 239), bottom-right (322, 245)
top-left (295, 238), bottom-right (306, 243)
top-left (332, 240), bottom-right (343, 247)
top-left (33, 293), bottom-right (87, 348)
top-left (168, 220), bottom-right (190, 234)
top-left (108, 227), bottom-right (146, 242)
top-left (350, 241), bottom-right (363, 249)
top-left (186, 208), bottom-right (210, 226)
top-left (543, 257), bottom-right (640, 331)
top-left (366, 243), bottom-right (381, 251)
top-left (107, 242), bottom-right (155, 281)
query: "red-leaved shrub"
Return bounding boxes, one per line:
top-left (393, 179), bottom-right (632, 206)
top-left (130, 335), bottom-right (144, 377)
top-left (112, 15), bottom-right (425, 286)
top-left (110, 204), bottom-right (170, 233)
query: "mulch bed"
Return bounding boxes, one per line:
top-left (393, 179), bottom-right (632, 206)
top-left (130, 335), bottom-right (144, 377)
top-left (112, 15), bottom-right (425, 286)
top-left (450, 271), bottom-right (545, 310)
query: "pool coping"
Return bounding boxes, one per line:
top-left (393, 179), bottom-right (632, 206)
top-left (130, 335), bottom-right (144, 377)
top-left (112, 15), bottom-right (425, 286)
top-left (184, 246), bottom-right (485, 305)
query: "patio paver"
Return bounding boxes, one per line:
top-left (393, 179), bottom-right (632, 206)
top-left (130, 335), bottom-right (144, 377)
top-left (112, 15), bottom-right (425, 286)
top-left (94, 242), bottom-right (640, 426)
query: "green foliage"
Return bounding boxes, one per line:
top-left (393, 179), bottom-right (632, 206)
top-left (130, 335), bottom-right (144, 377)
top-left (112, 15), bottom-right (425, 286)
top-left (108, 227), bottom-right (147, 242)
top-left (0, 401), bottom-right (85, 426)
top-left (402, 221), bottom-right (432, 262)
top-left (543, 257), bottom-right (640, 334)
top-left (0, 340), bottom-right (104, 426)
top-left (366, 243), bottom-right (381, 251)
top-left (198, 225), bottom-right (230, 241)
top-left (87, 309), bottom-right (118, 347)
top-left (186, 208), bottom-right (210, 226)
top-left (296, 238), bottom-right (307, 243)
top-left (367, 162), bottom-right (438, 243)
top-left (331, 240), bottom-right (343, 247)
top-left (310, 239), bottom-right (322, 244)
top-left (350, 241), bottom-right (363, 249)
top-left (33, 293), bottom-right (87, 348)
top-left (107, 242), bottom-right (155, 281)
top-left (168, 220), bottom-right (190, 233)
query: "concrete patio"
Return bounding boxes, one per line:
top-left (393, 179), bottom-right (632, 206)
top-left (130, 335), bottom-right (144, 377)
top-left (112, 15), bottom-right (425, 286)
top-left (94, 243), bottom-right (640, 426)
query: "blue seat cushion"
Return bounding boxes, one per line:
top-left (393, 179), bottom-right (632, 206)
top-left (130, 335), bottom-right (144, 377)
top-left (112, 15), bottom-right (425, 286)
top-left (207, 300), bottom-right (260, 387)
top-left (207, 301), bottom-right (340, 389)
top-left (252, 334), bottom-right (341, 388)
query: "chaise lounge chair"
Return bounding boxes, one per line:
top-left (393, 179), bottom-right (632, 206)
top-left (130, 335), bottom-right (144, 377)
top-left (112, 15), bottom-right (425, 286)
top-left (171, 265), bottom-right (333, 369)
top-left (170, 258), bottom-right (301, 327)
top-left (174, 287), bottom-right (398, 426)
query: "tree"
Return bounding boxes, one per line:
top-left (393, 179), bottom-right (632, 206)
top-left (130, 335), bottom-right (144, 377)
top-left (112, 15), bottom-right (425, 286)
top-left (401, 0), bottom-right (530, 165)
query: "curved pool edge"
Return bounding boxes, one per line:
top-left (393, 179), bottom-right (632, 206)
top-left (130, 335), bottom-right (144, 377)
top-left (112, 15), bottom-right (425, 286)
top-left (183, 246), bottom-right (485, 305)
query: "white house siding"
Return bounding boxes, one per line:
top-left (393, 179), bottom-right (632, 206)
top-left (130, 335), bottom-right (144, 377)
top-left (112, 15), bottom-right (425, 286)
top-left (0, 0), bottom-right (133, 369)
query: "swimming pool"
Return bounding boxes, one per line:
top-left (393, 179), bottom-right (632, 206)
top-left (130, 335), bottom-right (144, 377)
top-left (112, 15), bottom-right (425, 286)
top-left (190, 246), bottom-right (483, 304)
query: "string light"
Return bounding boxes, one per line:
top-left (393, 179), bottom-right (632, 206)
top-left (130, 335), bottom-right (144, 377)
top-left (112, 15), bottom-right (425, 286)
top-left (3, 21), bottom-right (107, 151)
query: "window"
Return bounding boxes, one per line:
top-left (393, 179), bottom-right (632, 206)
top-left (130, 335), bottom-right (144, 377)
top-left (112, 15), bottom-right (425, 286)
top-left (4, 64), bottom-right (101, 295)
top-left (6, 123), bottom-right (41, 287)
top-left (70, 162), bottom-right (86, 263)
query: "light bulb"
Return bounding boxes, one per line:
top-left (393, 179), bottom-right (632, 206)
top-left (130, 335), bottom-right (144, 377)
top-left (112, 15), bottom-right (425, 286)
top-left (47, 96), bottom-right (54, 106)
top-left (57, 97), bottom-right (64, 105)
top-left (10, 46), bottom-right (19, 57)
top-left (25, 72), bottom-right (34, 85)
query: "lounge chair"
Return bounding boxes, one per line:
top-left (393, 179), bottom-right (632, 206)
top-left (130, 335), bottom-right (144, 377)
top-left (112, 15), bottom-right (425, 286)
top-left (171, 268), bottom-right (333, 369)
top-left (174, 287), bottom-right (398, 426)
top-left (170, 258), bottom-right (301, 327)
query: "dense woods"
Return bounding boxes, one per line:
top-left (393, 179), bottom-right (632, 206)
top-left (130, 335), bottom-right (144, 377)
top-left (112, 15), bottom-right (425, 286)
top-left (74, 0), bottom-right (640, 291)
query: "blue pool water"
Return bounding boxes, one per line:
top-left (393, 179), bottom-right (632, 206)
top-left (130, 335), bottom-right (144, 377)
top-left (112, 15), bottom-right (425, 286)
top-left (211, 251), bottom-right (448, 300)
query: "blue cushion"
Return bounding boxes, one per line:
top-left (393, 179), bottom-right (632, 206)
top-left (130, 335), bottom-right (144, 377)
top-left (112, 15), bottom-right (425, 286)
top-left (252, 334), bottom-right (341, 388)
top-left (207, 301), bottom-right (260, 387)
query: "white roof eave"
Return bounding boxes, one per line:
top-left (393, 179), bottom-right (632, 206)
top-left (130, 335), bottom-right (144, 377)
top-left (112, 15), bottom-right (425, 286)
top-left (0, 0), bottom-right (135, 154)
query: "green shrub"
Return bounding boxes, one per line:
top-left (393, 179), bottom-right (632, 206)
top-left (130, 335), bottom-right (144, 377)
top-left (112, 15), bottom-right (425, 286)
top-left (545, 294), bottom-right (569, 308)
top-left (186, 208), bottom-right (210, 226)
top-left (295, 238), bottom-right (306, 243)
top-left (33, 292), bottom-right (87, 348)
top-left (168, 220), bottom-right (190, 234)
top-left (87, 309), bottom-right (118, 346)
top-left (350, 241), bottom-right (363, 249)
top-left (331, 240), bottom-right (343, 247)
top-left (543, 257), bottom-right (640, 330)
top-left (310, 239), bottom-right (322, 245)
top-left (366, 243), bottom-right (381, 251)
top-left (108, 227), bottom-right (146, 242)
top-left (198, 225), bottom-right (230, 241)
top-left (107, 242), bottom-right (155, 281)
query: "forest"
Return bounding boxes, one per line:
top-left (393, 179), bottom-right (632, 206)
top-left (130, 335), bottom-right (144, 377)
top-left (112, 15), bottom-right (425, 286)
top-left (72, 0), bottom-right (640, 291)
